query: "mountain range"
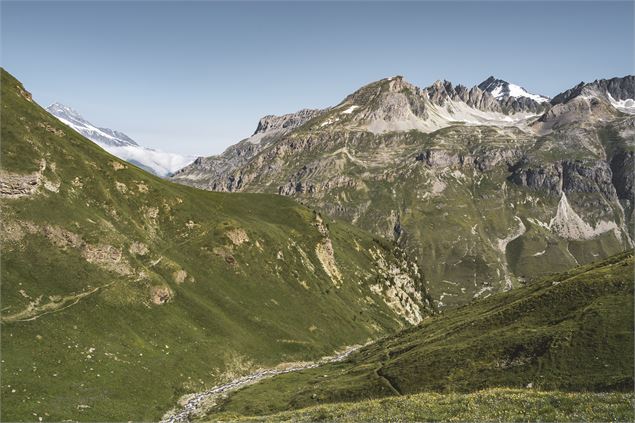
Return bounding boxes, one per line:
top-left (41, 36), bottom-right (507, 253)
top-left (46, 103), bottom-right (194, 177)
top-left (172, 74), bottom-right (635, 308)
top-left (1, 68), bottom-right (633, 422)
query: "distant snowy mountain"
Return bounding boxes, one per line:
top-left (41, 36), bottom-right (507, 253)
top-left (478, 76), bottom-right (550, 103)
top-left (46, 103), bottom-right (194, 176)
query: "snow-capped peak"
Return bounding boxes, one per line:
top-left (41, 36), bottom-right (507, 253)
top-left (46, 103), bottom-right (138, 147)
top-left (478, 76), bottom-right (550, 103)
top-left (47, 102), bottom-right (86, 122)
top-left (46, 103), bottom-right (195, 176)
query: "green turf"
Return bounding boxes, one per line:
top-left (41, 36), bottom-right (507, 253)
top-left (210, 389), bottom-right (635, 422)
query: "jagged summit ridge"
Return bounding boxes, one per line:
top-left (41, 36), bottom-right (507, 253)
top-left (551, 76), bottom-right (635, 106)
top-left (321, 75), bottom-right (545, 134)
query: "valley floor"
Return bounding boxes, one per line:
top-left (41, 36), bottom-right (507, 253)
top-left (162, 345), bottom-right (364, 423)
top-left (206, 388), bottom-right (635, 422)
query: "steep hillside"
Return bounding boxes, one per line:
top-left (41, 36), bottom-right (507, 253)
top-left (202, 252), bottom-right (634, 420)
top-left (0, 69), bottom-right (433, 421)
top-left (172, 75), bottom-right (635, 308)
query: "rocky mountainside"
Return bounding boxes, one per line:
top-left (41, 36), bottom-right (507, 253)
top-left (478, 76), bottom-right (550, 113)
top-left (171, 108), bottom-right (325, 191)
top-left (47, 103), bottom-right (194, 177)
top-left (172, 75), bottom-right (635, 308)
top-left (0, 69), bottom-right (432, 421)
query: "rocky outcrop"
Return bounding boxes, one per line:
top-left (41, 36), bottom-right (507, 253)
top-left (314, 214), bottom-right (343, 286)
top-left (0, 159), bottom-right (47, 199)
top-left (254, 109), bottom-right (324, 134)
top-left (415, 148), bottom-right (521, 172)
top-left (151, 285), bottom-right (173, 305)
top-left (171, 109), bottom-right (327, 190)
top-left (426, 79), bottom-right (503, 112)
top-left (508, 158), bottom-right (617, 199)
top-left (610, 149), bottom-right (634, 204)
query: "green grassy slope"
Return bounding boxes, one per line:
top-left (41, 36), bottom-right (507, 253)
top-left (205, 252), bottom-right (634, 419)
top-left (0, 69), bottom-right (433, 421)
top-left (215, 389), bottom-right (634, 422)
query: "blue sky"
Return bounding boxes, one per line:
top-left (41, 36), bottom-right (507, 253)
top-left (2, 1), bottom-right (633, 156)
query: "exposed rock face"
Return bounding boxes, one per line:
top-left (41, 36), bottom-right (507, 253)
top-left (426, 79), bottom-right (503, 112)
top-left (610, 149), bottom-right (634, 216)
top-left (536, 76), bottom-right (635, 132)
top-left (171, 75), bottom-right (635, 308)
top-left (314, 214), bottom-right (343, 286)
top-left (254, 109), bottom-right (324, 134)
top-left (0, 171), bottom-right (42, 198)
top-left (171, 108), bottom-right (326, 191)
top-left (508, 159), bottom-right (617, 199)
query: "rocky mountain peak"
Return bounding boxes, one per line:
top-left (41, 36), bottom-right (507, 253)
top-left (47, 102), bottom-right (89, 125)
top-left (425, 80), bottom-right (458, 105)
top-left (478, 76), bottom-right (550, 104)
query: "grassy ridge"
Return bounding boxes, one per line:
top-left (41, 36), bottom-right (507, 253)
top-left (0, 69), bottom-right (431, 421)
top-left (205, 252), bottom-right (634, 419)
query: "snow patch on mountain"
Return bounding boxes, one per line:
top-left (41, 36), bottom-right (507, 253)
top-left (341, 105), bottom-right (359, 114)
top-left (607, 92), bottom-right (635, 114)
top-left (365, 98), bottom-right (537, 134)
top-left (47, 103), bottom-right (194, 176)
top-left (491, 83), bottom-right (549, 103)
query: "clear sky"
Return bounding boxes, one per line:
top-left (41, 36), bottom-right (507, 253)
top-left (2, 1), bottom-right (633, 156)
